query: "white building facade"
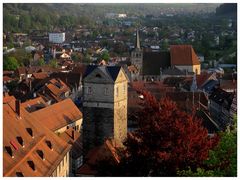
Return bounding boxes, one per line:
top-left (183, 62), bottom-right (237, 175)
top-left (49, 33), bottom-right (66, 44)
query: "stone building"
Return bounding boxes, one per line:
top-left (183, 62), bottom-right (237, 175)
top-left (82, 65), bottom-right (128, 155)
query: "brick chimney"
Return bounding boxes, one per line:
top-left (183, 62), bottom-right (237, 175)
top-left (15, 99), bottom-right (21, 117)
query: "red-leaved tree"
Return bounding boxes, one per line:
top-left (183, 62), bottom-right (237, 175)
top-left (119, 91), bottom-right (219, 176)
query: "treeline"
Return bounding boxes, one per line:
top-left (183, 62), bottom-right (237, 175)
top-left (216, 3), bottom-right (237, 16)
top-left (3, 3), bottom-right (95, 33)
top-left (3, 3), bottom-right (220, 33)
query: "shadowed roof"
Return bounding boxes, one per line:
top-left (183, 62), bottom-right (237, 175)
top-left (142, 52), bottom-right (171, 75)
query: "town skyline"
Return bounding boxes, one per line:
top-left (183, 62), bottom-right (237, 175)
top-left (2, 2), bottom-right (237, 177)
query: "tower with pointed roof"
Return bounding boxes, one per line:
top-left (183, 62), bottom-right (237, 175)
top-left (82, 65), bottom-right (128, 155)
top-left (131, 30), bottom-right (143, 76)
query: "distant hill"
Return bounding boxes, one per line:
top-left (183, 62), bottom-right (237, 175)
top-left (3, 3), bottom-right (220, 33)
top-left (216, 3), bottom-right (237, 16)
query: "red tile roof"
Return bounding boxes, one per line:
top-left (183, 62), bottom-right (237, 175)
top-left (3, 76), bottom-right (13, 82)
top-left (3, 99), bottom-right (71, 177)
top-left (170, 45), bottom-right (200, 65)
top-left (41, 78), bottom-right (70, 102)
top-left (31, 98), bottom-right (82, 131)
top-left (32, 72), bottom-right (49, 80)
top-left (21, 97), bottom-right (48, 113)
top-left (76, 139), bottom-right (121, 176)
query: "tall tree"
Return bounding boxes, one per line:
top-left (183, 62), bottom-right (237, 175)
top-left (96, 91), bottom-right (219, 176)
top-left (178, 116), bottom-right (237, 177)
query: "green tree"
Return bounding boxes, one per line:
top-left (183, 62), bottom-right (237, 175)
top-left (3, 56), bottom-right (19, 71)
top-left (178, 116), bottom-right (237, 177)
top-left (48, 59), bottom-right (58, 68)
top-left (100, 51), bottom-right (110, 62)
top-left (37, 58), bottom-right (45, 66)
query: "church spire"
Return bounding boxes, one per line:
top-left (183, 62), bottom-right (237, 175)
top-left (135, 29), bottom-right (140, 49)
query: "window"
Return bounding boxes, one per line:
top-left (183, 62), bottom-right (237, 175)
top-left (104, 88), bottom-right (109, 96)
top-left (123, 84), bottom-right (126, 94)
top-left (59, 163), bottom-right (61, 174)
top-left (87, 87), bottom-right (92, 95)
top-left (27, 160), bottom-right (36, 171)
top-left (36, 150), bottom-right (45, 160)
top-left (16, 172), bottom-right (24, 177)
top-left (116, 87), bottom-right (119, 97)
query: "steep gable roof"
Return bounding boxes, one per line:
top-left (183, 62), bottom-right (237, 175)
top-left (170, 45), bottom-right (200, 66)
top-left (84, 65), bottom-right (125, 82)
top-left (76, 139), bottom-right (121, 176)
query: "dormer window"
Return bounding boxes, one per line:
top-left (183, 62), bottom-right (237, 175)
top-left (5, 146), bottom-right (14, 158)
top-left (16, 136), bottom-right (25, 148)
top-left (26, 128), bottom-right (34, 138)
top-left (37, 150), bottom-right (45, 160)
top-left (16, 172), bottom-right (24, 177)
top-left (46, 140), bottom-right (53, 151)
top-left (27, 160), bottom-right (36, 171)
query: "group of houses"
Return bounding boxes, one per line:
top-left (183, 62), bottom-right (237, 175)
top-left (3, 30), bottom-right (237, 177)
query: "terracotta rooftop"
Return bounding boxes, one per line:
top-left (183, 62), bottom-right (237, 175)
top-left (21, 97), bottom-right (48, 113)
top-left (76, 139), bottom-right (121, 176)
top-left (3, 95), bottom-right (16, 104)
top-left (31, 98), bottom-right (82, 131)
top-left (3, 76), bottom-right (13, 82)
top-left (32, 72), bottom-right (49, 80)
top-left (3, 98), bottom-right (71, 177)
top-left (39, 78), bottom-right (70, 102)
top-left (170, 45), bottom-right (200, 66)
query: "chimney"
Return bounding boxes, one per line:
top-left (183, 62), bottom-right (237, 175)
top-left (72, 130), bottom-right (75, 140)
top-left (15, 100), bottom-right (21, 117)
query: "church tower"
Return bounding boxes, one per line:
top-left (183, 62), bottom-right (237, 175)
top-left (82, 65), bottom-right (128, 155)
top-left (131, 30), bottom-right (143, 75)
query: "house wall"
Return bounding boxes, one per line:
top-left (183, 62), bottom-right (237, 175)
top-left (49, 33), bottom-right (65, 44)
top-left (54, 118), bottom-right (83, 134)
top-left (51, 152), bottom-right (70, 177)
top-left (175, 64), bottom-right (201, 75)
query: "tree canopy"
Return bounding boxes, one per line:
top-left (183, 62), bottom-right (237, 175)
top-left (95, 91), bottom-right (219, 176)
top-left (3, 56), bottom-right (19, 71)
